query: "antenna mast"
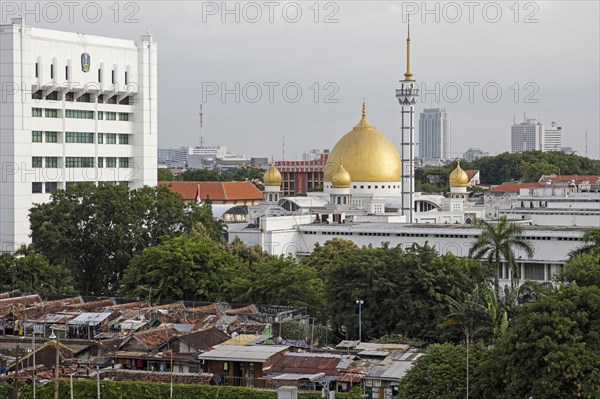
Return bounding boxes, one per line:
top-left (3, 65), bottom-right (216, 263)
top-left (199, 104), bottom-right (204, 148)
top-left (282, 136), bottom-right (285, 162)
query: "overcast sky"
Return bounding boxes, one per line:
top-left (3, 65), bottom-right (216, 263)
top-left (14, 1), bottom-right (600, 159)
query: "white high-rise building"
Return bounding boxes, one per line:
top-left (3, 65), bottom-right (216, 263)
top-left (544, 122), bottom-right (562, 152)
top-left (0, 19), bottom-right (158, 251)
top-left (418, 108), bottom-right (450, 160)
top-left (511, 117), bottom-right (544, 153)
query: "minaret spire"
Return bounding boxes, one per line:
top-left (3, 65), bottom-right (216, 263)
top-left (396, 14), bottom-right (419, 223)
top-left (404, 17), bottom-right (413, 81)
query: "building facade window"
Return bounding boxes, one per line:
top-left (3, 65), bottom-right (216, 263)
top-left (45, 108), bottom-right (58, 118)
top-left (65, 157), bottom-right (94, 168)
top-left (32, 108), bottom-right (42, 117)
top-left (45, 131), bottom-right (58, 143)
top-left (105, 157), bottom-right (117, 167)
top-left (105, 112), bottom-right (117, 120)
top-left (66, 132), bottom-right (94, 143)
top-left (32, 157), bottom-right (42, 168)
top-left (118, 112), bottom-right (129, 121)
top-left (97, 157), bottom-right (104, 168)
top-left (45, 182), bottom-right (58, 193)
top-left (45, 157), bottom-right (58, 168)
top-left (119, 157), bottom-right (129, 168)
top-left (118, 134), bottom-right (129, 144)
top-left (98, 111), bottom-right (103, 120)
top-left (32, 182), bottom-right (43, 193)
top-left (105, 133), bottom-right (117, 144)
top-left (65, 109), bottom-right (93, 119)
top-left (32, 131), bottom-right (42, 142)
top-left (98, 133), bottom-right (104, 144)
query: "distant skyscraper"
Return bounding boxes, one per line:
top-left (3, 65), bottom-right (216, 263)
top-left (464, 147), bottom-right (491, 162)
top-left (511, 116), bottom-right (544, 153)
top-left (544, 122), bottom-right (562, 152)
top-left (418, 108), bottom-right (451, 160)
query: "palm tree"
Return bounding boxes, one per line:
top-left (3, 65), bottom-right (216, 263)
top-left (443, 288), bottom-right (488, 399)
top-left (568, 227), bottom-right (600, 259)
top-left (469, 216), bottom-right (535, 293)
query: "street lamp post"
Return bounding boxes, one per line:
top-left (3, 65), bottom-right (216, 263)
top-left (48, 329), bottom-right (59, 399)
top-left (356, 300), bottom-right (364, 342)
top-left (32, 325), bottom-right (36, 399)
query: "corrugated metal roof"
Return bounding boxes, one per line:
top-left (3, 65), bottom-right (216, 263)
top-left (222, 334), bottom-right (266, 346)
top-left (198, 345), bottom-right (289, 362)
top-left (357, 350), bottom-right (390, 357)
top-left (271, 372), bottom-right (326, 381)
top-left (68, 312), bottom-right (112, 325)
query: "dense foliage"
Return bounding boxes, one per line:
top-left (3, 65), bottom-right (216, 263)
top-left (0, 380), bottom-right (362, 399)
top-left (121, 234), bottom-right (239, 303)
top-left (0, 245), bottom-right (74, 294)
top-left (322, 243), bottom-right (490, 342)
top-left (398, 343), bottom-right (489, 399)
top-left (469, 217), bottom-right (535, 292)
top-left (399, 252), bottom-right (600, 399)
top-left (416, 151), bottom-right (600, 191)
top-left (158, 166), bottom-right (265, 184)
top-left (29, 184), bottom-right (220, 295)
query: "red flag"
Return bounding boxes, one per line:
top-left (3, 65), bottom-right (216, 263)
top-left (195, 184), bottom-right (201, 204)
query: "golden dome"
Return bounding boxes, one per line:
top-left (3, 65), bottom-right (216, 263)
top-left (263, 158), bottom-right (282, 186)
top-left (325, 103), bottom-right (401, 182)
top-left (449, 160), bottom-right (469, 188)
top-left (331, 158), bottom-right (351, 188)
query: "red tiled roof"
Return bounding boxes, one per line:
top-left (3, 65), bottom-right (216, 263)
top-left (159, 181), bottom-right (263, 202)
top-left (489, 182), bottom-right (544, 193)
top-left (270, 353), bottom-right (343, 376)
top-left (134, 327), bottom-right (180, 350)
top-left (465, 170), bottom-right (479, 182)
top-left (176, 327), bottom-right (230, 351)
top-left (540, 175), bottom-right (600, 183)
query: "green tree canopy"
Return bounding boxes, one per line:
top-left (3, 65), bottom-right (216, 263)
top-left (226, 256), bottom-right (325, 319)
top-left (469, 216), bottom-right (535, 293)
top-left (157, 168), bottom-right (175, 181)
top-left (476, 284), bottom-right (600, 399)
top-left (0, 245), bottom-right (74, 295)
top-left (323, 243), bottom-right (489, 342)
top-left (557, 251), bottom-right (600, 287)
top-left (398, 343), bottom-right (489, 399)
top-left (29, 184), bottom-right (213, 295)
top-left (301, 238), bottom-right (359, 272)
top-left (121, 233), bottom-right (238, 303)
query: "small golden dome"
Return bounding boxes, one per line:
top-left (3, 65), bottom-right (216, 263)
top-left (330, 157), bottom-right (351, 188)
top-left (263, 158), bottom-right (282, 186)
top-left (449, 160), bottom-right (469, 188)
top-left (325, 102), bottom-right (401, 182)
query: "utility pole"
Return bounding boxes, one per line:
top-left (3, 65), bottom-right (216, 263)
top-left (356, 299), bottom-right (364, 342)
top-left (12, 345), bottom-right (20, 399)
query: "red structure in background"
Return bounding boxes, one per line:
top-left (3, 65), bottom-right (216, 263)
top-left (276, 152), bottom-right (329, 196)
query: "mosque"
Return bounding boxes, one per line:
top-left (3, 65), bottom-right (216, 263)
top-left (227, 25), bottom-right (588, 288)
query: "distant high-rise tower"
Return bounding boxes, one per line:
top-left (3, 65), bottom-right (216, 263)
top-left (396, 21), bottom-right (419, 223)
top-left (418, 108), bottom-right (451, 160)
top-left (544, 121), bottom-right (562, 152)
top-left (511, 116), bottom-right (544, 153)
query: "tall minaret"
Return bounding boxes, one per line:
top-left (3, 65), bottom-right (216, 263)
top-left (396, 20), bottom-right (419, 223)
